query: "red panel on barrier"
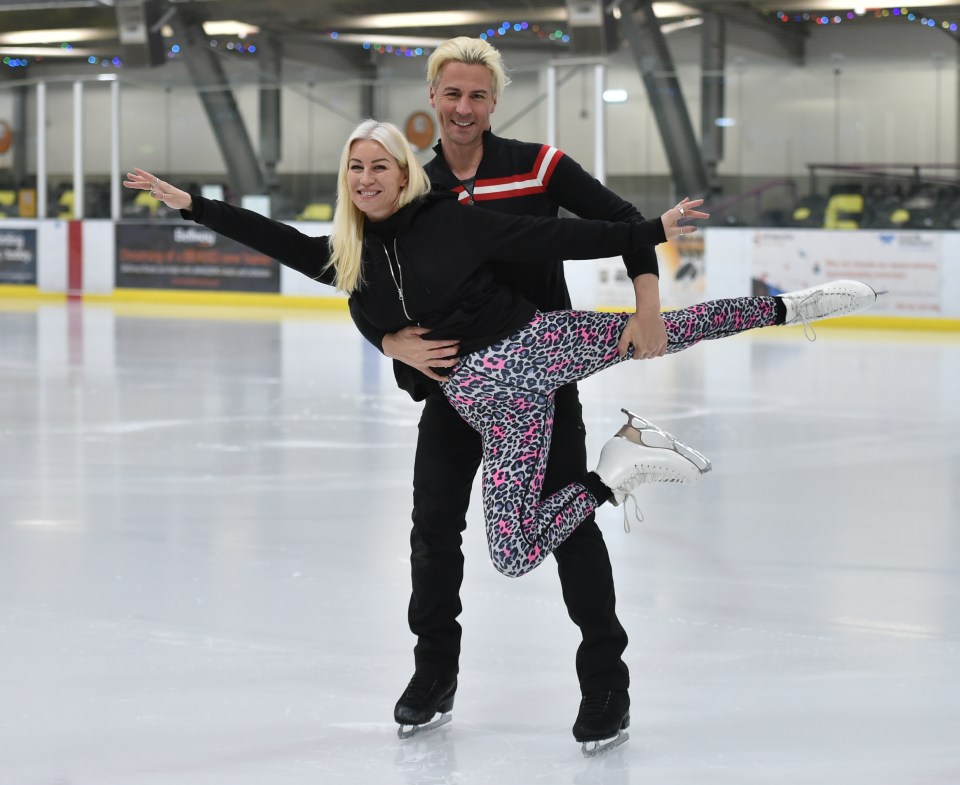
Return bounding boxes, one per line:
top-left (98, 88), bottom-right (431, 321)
top-left (68, 220), bottom-right (83, 299)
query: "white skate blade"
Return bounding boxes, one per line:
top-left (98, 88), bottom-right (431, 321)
top-left (581, 729), bottom-right (629, 757)
top-left (620, 408), bottom-right (712, 474)
top-left (397, 712), bottom-right (452, 739)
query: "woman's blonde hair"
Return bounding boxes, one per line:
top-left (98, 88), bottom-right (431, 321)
top-left (426, 36), bottom-right (511, 100)
top-left (328, 119), bottom-right (431, 294)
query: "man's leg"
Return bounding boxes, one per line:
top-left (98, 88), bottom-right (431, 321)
top-left (547, 385), bottom-right (631, 751)
top-left (546, 384), bottom-right (630, 695)
top-left (395, 391), bottom-right (482, 734)
top-left (408, 390), bottom-right (482, 679)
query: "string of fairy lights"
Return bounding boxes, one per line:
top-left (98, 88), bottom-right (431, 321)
top-left (2, 6), bottom-right (958, 70)
top-left (353, 21), bottom-right (572, 58)
top-left (776, 7), bottom-right (959, 31)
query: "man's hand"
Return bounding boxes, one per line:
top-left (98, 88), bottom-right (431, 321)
top-left (382, 326), bottom-right (460, 382)
top-left (617, 273), bottom-right (667, 359)
top-left (618, 309), bottom-right (667, 359)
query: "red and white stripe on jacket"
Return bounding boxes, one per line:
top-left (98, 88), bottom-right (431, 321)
top-left (454, 145), bottom-right (564, 203)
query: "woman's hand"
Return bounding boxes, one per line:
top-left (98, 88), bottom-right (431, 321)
top-left (660, 197), bottom-right (709, 240)
top-left (122, 167), bottom-right (192, 212)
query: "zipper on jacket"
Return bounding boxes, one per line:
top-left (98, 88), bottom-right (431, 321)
top-left (383, 239), bottom-right (412, 321)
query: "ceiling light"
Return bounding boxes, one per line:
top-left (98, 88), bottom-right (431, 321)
top-left (331, 10), bottom-right (565, 29)
top-left (0, 28), bottom-right (115, 45)
top-left (330, 32), bottom-right (449, 48)
top-left (0, 45), bottom-right (102, 57)
top-left (202, 21), bottom-right (260, 38)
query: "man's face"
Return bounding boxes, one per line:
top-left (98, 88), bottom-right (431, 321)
top-left (429, 61), bottom-right (497, 149)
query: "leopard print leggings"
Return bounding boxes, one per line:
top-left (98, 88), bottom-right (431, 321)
top-left (442, 296), bottom-right (779, 578)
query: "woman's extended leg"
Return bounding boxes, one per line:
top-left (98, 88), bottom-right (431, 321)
top-left (443, 297), bottom-right (778, 576)
top-left (444, 282), bottom-right (877, 577)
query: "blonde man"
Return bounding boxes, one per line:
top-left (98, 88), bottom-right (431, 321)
top-left (344, 36), bottom-right (678, 753)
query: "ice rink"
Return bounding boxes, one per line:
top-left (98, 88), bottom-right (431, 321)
top-left (2, 297), bottom-right (958, 785)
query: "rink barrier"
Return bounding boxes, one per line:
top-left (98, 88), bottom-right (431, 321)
top-left (0, 220), bottom-right (958, 331)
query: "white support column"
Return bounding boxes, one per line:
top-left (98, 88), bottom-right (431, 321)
top-left (546, 64), bottom-right (558, 148)
top-left (37, 82), bottom-right (47, 219)
top-left (110, 78), bottom-right (121, 220)
top-left (594, 63), bottom-right (606, 185)
top-left (73, 80), bottom-right (84, 219)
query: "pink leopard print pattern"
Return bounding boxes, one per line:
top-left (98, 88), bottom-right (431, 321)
top-left (442, 296), bottom-right (779, 577)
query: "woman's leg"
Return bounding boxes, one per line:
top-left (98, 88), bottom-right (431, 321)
top-left (661, 296), bottom-right (780, 354)
top-left (443, 297), bottom-right (781, 577)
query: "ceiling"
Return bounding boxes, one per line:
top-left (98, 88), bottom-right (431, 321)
top-left (0, 0), bottom-right (958, 72)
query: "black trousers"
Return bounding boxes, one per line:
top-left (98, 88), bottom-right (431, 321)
top-left (408, 382), bottom-right (629, 694)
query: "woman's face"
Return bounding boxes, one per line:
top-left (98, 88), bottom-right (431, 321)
top-left (347, 139), bottom-right (408, 221)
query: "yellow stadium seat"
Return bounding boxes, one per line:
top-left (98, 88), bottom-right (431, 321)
top-left (134, 190), bottom-right (159, 216)
top-left (58, 190), bottom-right (74, 219)
top-left (823, 192), bottom-right (864, 229)
top-left (297, 202), bottom-right (333, 221)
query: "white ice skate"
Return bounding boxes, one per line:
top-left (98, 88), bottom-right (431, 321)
top-left (780, 279), bottom-right (879, 340)
top-left (594, 409), bottom-right (711, 508)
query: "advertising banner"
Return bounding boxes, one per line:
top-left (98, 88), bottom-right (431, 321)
top-left (116, 223), bottom-right (279, 293)
top-left (751, 230), bottom-right (942, 314)
top-left (0, 227), bottom-right (37, 285)
top-left (595, 236), bottom-right (706, 310)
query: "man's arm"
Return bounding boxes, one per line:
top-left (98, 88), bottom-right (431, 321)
top-left (617, 273), bottom-right (667, 359)
top-left (546, 151), bottom-right (660, 280)
top-left (348, 299), bottom-right (459, 382)
top-left (545, 150), bottom-right (669, 359)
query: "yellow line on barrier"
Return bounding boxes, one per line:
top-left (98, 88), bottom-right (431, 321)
top-left (83, 289), bottom-right (349, 322)
top-left (87, 288), bottom-right (349, 311)
top-left (2, 286), bottom-right (959, 332)
top-left (0, 285), bottom-right (64, 301)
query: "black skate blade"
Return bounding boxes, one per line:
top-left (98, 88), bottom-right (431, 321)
top-left (397, 712), bottom-right (452, 739)
top-left (580, 730), bottom-right (629, 758)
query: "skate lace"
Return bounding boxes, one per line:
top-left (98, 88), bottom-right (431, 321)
top-left (792, 291), bottom-right (820, 342)
top-left (617, 461), bottom-right (696, 533)
top-left (619, 493), bottom-right (644, 533)
top-left (403, 674), bottom-right (440, 703)
top-left (579, 691), bottom-right (617, 721)
top-left (616, 468), bottom-right (648, 533)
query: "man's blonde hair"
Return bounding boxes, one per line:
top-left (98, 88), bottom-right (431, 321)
top-left (426, 36), bottom-right (511, 99)
top-left (327, 119), bottom-right (431, 294)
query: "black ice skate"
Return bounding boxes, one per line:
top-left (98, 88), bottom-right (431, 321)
top-left (573, 690), bottom-right (630, 757)
top-left (394, 673), bottom-right (457, 739)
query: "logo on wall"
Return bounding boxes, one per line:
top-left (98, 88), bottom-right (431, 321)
top-left (0, 120), bottom-right (12, 154)
top-left (405, 111), bottom-right (435, 152)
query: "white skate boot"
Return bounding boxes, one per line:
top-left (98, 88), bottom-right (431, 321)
top-left (780, 279), bottom-right (879, 340)
top-left (594, 409), bottom-right (711, 507)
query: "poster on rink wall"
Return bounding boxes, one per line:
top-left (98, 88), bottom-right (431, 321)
top-left (0, 228), bottom-right (37, 285)
top-left (595, 236), bottom-right (705, 310)
top-left (115, 223), bottom-right (280, 293)
top-left (751, 230), bottom-right (942, 315)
